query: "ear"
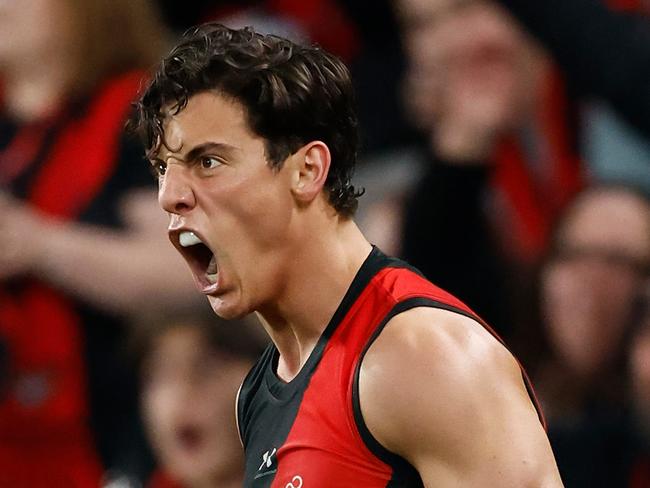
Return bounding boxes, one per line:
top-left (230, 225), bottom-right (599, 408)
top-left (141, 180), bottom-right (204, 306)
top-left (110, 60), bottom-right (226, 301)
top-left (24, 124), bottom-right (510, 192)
top-left (290, 141), bottom-right (331, 205)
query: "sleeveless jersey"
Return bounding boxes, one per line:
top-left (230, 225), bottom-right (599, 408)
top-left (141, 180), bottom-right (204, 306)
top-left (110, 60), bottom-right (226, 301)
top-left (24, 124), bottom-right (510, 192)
top-left (237, 247), bottom-right (544, 487)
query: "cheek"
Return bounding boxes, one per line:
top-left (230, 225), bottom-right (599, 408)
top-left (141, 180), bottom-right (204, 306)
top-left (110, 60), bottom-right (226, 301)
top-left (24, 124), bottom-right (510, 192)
top-left (542, 265), bottom-right (596, 367)
top-left (188, 374), bottom-right (246, 467)
top-left (205, 373), bottom-right (243, 423)
top-left (142, 386), bottom-right (177, 444)
top-left (541, 264), bottom-right (581, 323)
top-left (600, 271), bottom-right (638, 317)
top-left (211, 179), bottom-right (292, 248)
top-left (542, 263), bottom-right (633, 372)
top-left (408, 25), bottom-right (444, 67)
top-left (190, 381), bottom-right (231, 423)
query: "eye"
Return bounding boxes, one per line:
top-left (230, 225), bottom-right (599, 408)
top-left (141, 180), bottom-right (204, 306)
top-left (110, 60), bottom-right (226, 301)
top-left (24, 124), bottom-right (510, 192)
top-left (200, 156), bottom-right (222, 170)
top-left (150, 160), bottom-right (167, 178)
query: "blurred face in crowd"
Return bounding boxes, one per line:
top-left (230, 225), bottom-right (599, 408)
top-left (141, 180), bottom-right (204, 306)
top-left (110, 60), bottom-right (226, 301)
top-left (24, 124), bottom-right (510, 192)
top-left (0, 0), bottom-right (76, 70)
top-left (542, 189), bottom-right (650, 380)
top-left (395, 0), bottom-right (543, 158)
top-left (142, 323), bottom-right (250, 487)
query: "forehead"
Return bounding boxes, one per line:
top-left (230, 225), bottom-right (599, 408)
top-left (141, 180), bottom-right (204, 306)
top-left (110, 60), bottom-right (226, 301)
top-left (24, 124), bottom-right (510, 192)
top-left (396, 0), bottom-right (463, 23)
top-left (147, 324), bottom-right (209, 363)
top-left (560, 190), bottom-right (650, 258)
top-left (157, 91), bottom-right (255, 157)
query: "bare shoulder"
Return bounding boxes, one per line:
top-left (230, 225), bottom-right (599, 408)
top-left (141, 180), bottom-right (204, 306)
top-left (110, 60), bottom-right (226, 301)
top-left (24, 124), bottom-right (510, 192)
top-left (358, 307), bottom-right (562, 487)
top-left (359, 307), bottom-right (524, 451)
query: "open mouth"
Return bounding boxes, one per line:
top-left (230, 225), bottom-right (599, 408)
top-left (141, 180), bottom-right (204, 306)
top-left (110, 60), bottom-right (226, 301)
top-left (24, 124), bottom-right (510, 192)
top-left (176, 231), bottom-right (218, 291)
top-left (176, 424), bottom-right (205, 452)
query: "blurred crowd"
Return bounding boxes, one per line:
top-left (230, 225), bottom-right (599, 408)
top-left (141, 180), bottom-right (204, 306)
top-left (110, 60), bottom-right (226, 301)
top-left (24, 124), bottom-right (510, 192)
top-left (1, 0), bottom-right (649, 487)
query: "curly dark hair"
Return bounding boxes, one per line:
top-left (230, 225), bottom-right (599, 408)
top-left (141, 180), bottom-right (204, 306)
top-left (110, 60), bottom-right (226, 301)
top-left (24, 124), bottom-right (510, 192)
top-left (130, 23), bottom-right (364, 216)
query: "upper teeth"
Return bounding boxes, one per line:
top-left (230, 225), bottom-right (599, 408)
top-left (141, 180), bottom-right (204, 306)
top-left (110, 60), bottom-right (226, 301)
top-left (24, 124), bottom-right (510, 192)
top-left (179, 231), bottom-right (202, 247)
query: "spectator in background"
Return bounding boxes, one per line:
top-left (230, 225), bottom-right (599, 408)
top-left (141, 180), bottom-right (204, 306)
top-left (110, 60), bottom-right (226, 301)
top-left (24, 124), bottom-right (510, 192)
top-left (397, 0), bottom-right (542, 165)
top-left (495, 0), bottom-right (650, 140)
top-left (533, 186), bottom-right (650, 487)
top-left (133, 308), bottom-right (267, 488)
top-left (0, 0), bottom-right (198, 485)
top-left (492, 0), bottom-right (650, 196)
top-left (384, 0), bottom-right (583, 339)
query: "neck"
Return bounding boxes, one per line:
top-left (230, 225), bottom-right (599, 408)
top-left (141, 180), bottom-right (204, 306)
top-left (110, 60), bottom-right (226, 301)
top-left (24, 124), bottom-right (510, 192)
top-left (2, 57), bottom-right (71, 122)
top-left (257, 216), bottom-right (372, 382)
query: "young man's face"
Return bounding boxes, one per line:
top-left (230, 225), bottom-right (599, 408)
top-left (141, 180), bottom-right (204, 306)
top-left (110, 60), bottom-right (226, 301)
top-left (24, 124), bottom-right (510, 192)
top-left (155, 91), bottom-right (296, 319)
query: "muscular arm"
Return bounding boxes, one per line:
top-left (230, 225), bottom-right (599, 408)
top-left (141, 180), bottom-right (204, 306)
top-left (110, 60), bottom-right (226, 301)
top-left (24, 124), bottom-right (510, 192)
top-left (359, 307), bottom-right (562, 487)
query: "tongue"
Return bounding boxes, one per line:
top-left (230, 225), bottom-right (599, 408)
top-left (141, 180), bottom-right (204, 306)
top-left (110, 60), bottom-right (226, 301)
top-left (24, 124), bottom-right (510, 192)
top-left (206, 255), bottom-right (218, 282)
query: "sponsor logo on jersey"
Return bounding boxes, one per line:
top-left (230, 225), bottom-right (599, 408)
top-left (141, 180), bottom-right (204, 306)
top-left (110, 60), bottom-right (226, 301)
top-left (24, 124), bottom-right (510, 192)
top-left (255, 448), bottom-right (278, 479)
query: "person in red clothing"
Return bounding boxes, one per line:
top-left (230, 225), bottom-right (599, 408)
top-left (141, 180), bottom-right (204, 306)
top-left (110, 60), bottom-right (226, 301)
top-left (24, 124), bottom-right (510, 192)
top-left (0, 0), bottom-right (199, 485)
top-left (131, 23), bottom-right (562, 487)
top-left (133, 308), bottom-right (266, 488)
top-left (391, 0), bottom-right (585, 348)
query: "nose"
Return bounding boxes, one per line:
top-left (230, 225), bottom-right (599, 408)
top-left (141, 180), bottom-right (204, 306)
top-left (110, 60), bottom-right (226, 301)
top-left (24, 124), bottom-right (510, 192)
top-left (158, 164), bottom-right (196, 215)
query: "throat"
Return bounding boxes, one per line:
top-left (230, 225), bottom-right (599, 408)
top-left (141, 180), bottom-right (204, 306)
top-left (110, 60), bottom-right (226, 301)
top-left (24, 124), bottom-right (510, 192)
top-left (274, 338), bottom-right (320, 383)
top-left (256, 311), bottom-right (322, 382)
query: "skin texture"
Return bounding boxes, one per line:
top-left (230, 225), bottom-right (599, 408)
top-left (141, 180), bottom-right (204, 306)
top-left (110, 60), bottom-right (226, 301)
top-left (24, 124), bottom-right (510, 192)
top-left (156, 90), bottom-right (563, 486)
top-left (360, 307), bottom-right (563, 487)
top-left (142, 324), bottom-right (248, 488)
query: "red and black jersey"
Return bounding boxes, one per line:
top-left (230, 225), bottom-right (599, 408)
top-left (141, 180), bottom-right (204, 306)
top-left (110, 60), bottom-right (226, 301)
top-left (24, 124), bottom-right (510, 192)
top-left (237, 247), bottom-right (544, 487)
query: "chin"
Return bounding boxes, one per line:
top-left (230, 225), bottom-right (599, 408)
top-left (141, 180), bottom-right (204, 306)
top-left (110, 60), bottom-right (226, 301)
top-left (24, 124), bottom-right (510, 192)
top-left (175, 466), bottom-right (214, 488)
top-left (207, 295), bottom-right (250, 320)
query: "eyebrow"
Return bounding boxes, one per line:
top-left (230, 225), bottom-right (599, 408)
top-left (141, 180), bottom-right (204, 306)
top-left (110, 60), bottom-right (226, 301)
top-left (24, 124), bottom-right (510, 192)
top-left (185, 142), bottom-right (239, 162)
top-left (153, 141), bottom-right (239, 164)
